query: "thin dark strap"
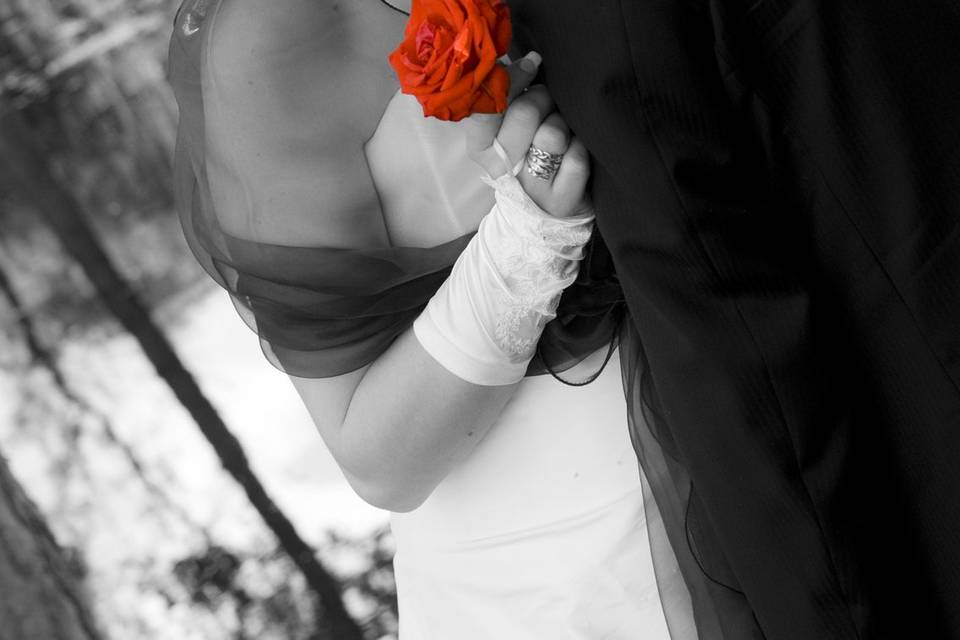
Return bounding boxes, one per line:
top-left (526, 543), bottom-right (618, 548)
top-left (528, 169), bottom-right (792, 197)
top-left (541, 331), bottom-right (621, 388)
top-left (378, 0), bottom-right (410, 17)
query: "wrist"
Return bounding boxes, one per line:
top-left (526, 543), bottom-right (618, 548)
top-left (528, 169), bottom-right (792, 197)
top-left (413, 174), bottom-right (594, 386)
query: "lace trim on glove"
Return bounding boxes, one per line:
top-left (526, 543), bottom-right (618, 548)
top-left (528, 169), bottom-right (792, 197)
top-left (481, 174), bottom-right (594, 361)
top-left (414, 171), bottom-right (595, 385)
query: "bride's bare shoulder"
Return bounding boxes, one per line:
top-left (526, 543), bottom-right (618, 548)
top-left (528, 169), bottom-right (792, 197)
top-left (205, 0), bottom-right (398, 125)
top-left (200, 0), bottom-right (404, 247)
top-left (208, 0), bottom-right (343, 74)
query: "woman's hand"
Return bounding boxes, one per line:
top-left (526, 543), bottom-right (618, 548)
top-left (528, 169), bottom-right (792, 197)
top-left (512, 105), bottom-right (593, 219)
top-left (465, 52), bottom-right (593, 219)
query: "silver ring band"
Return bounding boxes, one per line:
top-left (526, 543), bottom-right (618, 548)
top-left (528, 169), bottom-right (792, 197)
top-left (526, 145), bottom-right (564, 181)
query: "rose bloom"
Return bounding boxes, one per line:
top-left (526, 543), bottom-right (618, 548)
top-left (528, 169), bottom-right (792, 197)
top-left (389, 0), bottom-right (512, 122)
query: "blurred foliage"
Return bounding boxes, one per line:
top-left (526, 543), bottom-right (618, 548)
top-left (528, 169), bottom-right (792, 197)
top-left (0, 302), bottom-right (399, 637)
top-left (0, 1), bottom-right (399, 638)
top-left (1, 0), bottom-right (201, 334)
top-left (328, 528), bottom-right (400, 639)
top-left (170, 534), bottom-right (398, 640)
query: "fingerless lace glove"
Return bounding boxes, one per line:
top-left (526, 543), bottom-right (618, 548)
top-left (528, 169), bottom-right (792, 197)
top-left (413, 173), bottom-right (594, 386)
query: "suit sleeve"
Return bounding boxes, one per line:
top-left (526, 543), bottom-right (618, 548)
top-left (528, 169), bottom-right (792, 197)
top-left (558, 1), bottom-right (863, 635)
top-left (513, 0), bottom-right (960, 634)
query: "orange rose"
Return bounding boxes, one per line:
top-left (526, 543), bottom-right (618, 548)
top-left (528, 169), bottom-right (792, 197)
top-left (388, 0), bottom-right (512, 122)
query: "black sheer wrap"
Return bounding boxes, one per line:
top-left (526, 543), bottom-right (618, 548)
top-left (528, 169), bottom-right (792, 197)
top-left (168, 0), bottom-right (624, 380)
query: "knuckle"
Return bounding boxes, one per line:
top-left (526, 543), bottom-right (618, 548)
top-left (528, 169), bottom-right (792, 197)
top-left (544, 112), bottom-right (568, 128)
top-left (525, 84), bottom-right (551, 102)
top-left (535, 123), bottom-right (569, 149)
top-left (512, 87), bottom-right (551, 114)
top-left (563, 153), bottom-right (591, 176)
top-left (562, 143), bottom-right (591, 175)
top-left (509, 100), bottom-right (542, 128)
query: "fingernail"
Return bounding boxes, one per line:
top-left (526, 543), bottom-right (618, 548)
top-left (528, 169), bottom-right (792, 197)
top-left (520, 51), bottom-right (542, 72)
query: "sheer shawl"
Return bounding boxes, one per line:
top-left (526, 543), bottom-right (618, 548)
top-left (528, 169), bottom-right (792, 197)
top-left (168, 0), bottom-right (622, 378)
top-left (168, 0), bottom-right (711, 637)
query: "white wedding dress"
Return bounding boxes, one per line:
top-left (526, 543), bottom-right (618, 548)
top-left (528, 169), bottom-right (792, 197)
top-left (368, 92), bottom-right (672, 639)
top-left (196, 1), bottom-right (674, 636)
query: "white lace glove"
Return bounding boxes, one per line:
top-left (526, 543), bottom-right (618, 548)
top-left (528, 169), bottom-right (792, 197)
top-left (413, 173), bottom-right (595, 386)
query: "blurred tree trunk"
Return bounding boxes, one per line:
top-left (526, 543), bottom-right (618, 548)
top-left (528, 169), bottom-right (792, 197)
top-left (0, 0), bottom-right (194, 307)
top-left (1, 4), bottom-right (366, 637)
top-left (0, 0), bottom-right (178, 210)
top-left (0, 450), bottom-right (102, 640)
top-left (0, 109), bottom-right (366, 640)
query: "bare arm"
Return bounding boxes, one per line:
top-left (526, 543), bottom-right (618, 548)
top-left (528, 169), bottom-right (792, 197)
top-left (290, 329), bottom-right (516, 512)
top-left (291, 78), bottom-right (596, 511)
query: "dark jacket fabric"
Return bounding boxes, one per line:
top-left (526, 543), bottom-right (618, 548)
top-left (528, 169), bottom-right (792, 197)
top-left (509, 1), bottom-right (960, 637)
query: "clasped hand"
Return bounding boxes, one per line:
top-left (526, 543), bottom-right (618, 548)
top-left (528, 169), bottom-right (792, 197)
top-left (464, 52), bottom-right (593, 220)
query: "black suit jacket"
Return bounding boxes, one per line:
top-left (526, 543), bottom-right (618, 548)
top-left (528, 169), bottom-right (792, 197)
top-left (509, 1), bottom-right (960, 637)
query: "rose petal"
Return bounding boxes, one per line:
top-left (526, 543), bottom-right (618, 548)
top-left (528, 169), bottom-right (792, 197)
top-left (393, 0), bottom-right (511, 121)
